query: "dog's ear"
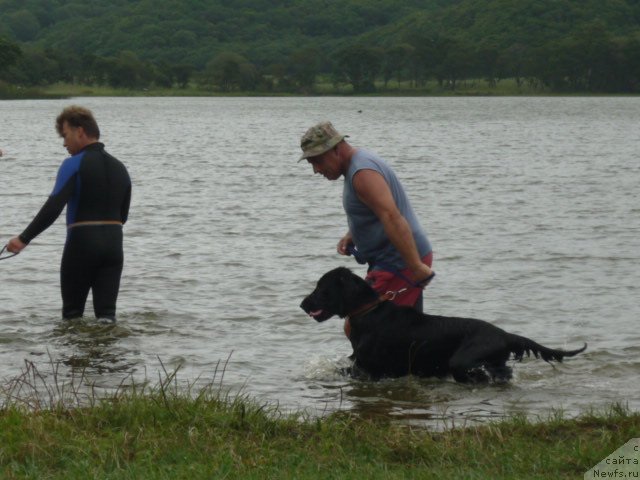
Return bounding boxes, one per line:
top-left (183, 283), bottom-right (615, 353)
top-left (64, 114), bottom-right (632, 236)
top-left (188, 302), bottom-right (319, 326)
top-left (317, 267), bottom-right (353, 317)
top-left (324, 268), bottom-right (348, 317)
top-left (334, 267), bottom-right (377, 314)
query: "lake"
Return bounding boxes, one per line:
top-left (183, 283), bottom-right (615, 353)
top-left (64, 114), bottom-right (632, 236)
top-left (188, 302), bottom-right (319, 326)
top-left (1, 96), bottom-right (638, 428)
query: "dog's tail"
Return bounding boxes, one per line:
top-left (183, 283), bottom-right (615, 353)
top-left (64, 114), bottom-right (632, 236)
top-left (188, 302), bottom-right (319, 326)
top-left (508, 334), bottom-right (587, 363)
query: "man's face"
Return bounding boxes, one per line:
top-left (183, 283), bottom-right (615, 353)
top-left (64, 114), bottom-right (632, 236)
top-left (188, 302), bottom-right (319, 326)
top-left (307, 148), bottom-right (342, 180)
top-left (61, 122), bottom-right (85, 155)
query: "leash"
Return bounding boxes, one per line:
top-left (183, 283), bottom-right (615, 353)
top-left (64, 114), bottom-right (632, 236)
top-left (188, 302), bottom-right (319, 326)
top-left (346, 244), bottom-right (367, 264)
top-left (0, 245), bottom-right (18, 261)
top-left (347, 244), bottom-right (436, 288)
top-left (345, 291), bottom-right (395, 322)
top-left (345, 279), bottom-right (434, 323)
top-left (343, 290), bottom-right (396, 339)
top-left (374, 262), bottom-right (435, 289)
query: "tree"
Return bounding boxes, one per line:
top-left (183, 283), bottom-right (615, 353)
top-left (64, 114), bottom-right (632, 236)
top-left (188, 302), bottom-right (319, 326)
top-left (382, 44), bottom-right (414, 87)
top-left (499, 43), bottom-right (531, 88)
top-left (475, 42), bottom-right (502, 87)
top-left (615, 34), bottom-right (640, 92)
top-left (0, 37), bottom-right (22, 75)
top-left (203, 52), bottom-right (255, 92)
top-left (287, 47), bottom-right (322, 91)
top-left (7, 48), bottom-right (60, 86)
top-left (43, 48), bottom-right (81, 84)
top-left (567, 22), bottom-right (614, 92)
top-left (238, 62), bottom-right (259, 91)
top-left (7, 10), bottom-right (40, 42)
top-left (104, 51), bottom-right (152, 89)
top-left (334, 44), bottom-right (383, 93)
top-left (151, 60), bottom-right (173, 88)
top-left (203, 52), bottom-right (240, 91)
top-left (433, 38), bottom-right (476, 90)
top-left (171, 64), bottom-right (195, 88)
top-left (406, 32), bottom-right (449, 87)
top-left (77, 54), bottom-right (102, 85)
top-left (528, 42), bottom-right (572, 91)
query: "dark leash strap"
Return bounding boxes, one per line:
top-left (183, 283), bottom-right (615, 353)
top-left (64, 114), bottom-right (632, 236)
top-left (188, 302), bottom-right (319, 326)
top-left (414, 271), bottom-right (436, 288)
top-left (0, 245), bottom-right (18, 261)
top-left (378, 264), bottom-right (435, 289)
top-left (346, 243), bottom-right (367, 264)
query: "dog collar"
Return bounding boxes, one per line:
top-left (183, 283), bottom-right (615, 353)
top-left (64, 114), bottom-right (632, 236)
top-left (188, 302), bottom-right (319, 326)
top-left (345, 291), bottom-right (394, 322)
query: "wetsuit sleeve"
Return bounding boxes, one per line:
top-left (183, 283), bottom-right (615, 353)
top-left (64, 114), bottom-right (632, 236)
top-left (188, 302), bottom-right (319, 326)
top-left (121, 183), bottom-right (131, 224)
top-left (19, 158), bottom-right (79, 244)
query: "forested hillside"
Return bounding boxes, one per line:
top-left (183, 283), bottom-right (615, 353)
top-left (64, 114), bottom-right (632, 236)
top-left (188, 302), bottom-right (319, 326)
top-left (1, 0), bottom-right (639, 93)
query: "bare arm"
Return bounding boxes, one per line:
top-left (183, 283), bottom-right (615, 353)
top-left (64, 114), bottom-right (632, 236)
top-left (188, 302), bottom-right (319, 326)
top-left (352, 169), bottom-right (433, 282)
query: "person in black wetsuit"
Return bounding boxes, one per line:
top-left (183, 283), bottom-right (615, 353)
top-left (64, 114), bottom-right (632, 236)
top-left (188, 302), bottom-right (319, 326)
top-left (5, 106), bottom-right (131, 322)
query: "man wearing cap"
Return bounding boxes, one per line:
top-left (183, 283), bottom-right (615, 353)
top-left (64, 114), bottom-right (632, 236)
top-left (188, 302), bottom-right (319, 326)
top-left (299, 121), bottom-right (434, 319)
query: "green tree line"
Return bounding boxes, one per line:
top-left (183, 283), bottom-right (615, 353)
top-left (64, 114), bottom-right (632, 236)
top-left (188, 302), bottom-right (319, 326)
top-left (1, 0), bottom-right (639, 93)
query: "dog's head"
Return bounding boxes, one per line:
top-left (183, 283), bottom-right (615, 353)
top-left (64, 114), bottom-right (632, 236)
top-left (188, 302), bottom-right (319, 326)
top-left (300, 267), bottom-right (378, 322)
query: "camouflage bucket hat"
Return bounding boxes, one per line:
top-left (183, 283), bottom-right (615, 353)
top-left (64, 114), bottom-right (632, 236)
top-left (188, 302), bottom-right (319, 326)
top-left (298, 121), bottom-right (348, 161)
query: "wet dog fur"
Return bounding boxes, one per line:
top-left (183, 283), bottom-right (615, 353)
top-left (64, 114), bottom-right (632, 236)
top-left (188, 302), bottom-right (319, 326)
top-left (300, 267), bottom-right (586, 383)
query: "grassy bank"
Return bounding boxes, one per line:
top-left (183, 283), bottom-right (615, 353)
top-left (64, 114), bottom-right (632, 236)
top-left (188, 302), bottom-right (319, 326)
top-left (0, 82), bottom-right (67, 100)
top-left (0, 363), bottom-right (636, 479)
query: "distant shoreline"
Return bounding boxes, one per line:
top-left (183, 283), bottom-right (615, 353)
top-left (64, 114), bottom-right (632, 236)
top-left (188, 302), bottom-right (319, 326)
top-left (3, 81), bottom-right (638, 100)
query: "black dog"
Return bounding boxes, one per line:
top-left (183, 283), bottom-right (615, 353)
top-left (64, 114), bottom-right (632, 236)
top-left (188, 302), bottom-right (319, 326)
top-left (300, 267), bottom-right (586, 383)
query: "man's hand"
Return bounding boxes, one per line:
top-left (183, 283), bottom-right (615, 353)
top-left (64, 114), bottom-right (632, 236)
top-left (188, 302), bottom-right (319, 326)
top-left (6, 237), bottom-right (27, 254)
top-left (337, 232), bottom-right (353, 256)
top-left (410, 263), bottom-right (435, 288)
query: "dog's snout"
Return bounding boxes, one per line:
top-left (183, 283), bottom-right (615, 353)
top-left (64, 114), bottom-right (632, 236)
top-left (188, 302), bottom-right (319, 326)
top-left (300, 294), bottom-right (312, 312)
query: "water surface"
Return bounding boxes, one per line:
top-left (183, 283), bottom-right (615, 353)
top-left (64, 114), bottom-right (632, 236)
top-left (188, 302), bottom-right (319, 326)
top-left (1, 96), bottom-right (638, 427)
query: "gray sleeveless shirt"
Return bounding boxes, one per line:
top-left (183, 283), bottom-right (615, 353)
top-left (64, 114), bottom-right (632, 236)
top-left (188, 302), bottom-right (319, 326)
top-left (343, 149), bottom-right (431, 270)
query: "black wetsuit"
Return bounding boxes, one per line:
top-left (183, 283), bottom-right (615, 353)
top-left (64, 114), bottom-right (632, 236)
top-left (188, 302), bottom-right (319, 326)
top-left (19, 143), bottom-right (131, 320)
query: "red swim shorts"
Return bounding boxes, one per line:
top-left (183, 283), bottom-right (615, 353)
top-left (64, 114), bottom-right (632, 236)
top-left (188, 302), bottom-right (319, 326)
top-left (343, 252), bottom-right (433, 339)
top-left (365, 252), bottom-right (434, 307)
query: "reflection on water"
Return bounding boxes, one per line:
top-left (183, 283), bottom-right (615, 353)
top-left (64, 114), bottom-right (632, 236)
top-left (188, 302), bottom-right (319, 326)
top-left (315, 374), bottom-right (521, 429)
top-left (49, 319), bottom-right (138, 375)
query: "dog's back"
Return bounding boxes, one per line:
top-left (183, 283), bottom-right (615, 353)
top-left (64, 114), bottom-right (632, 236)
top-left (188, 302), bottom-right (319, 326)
top-left (349, 301), bottom-right (586, 382)
top-left (348, 305), bottom-right (509, 378)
